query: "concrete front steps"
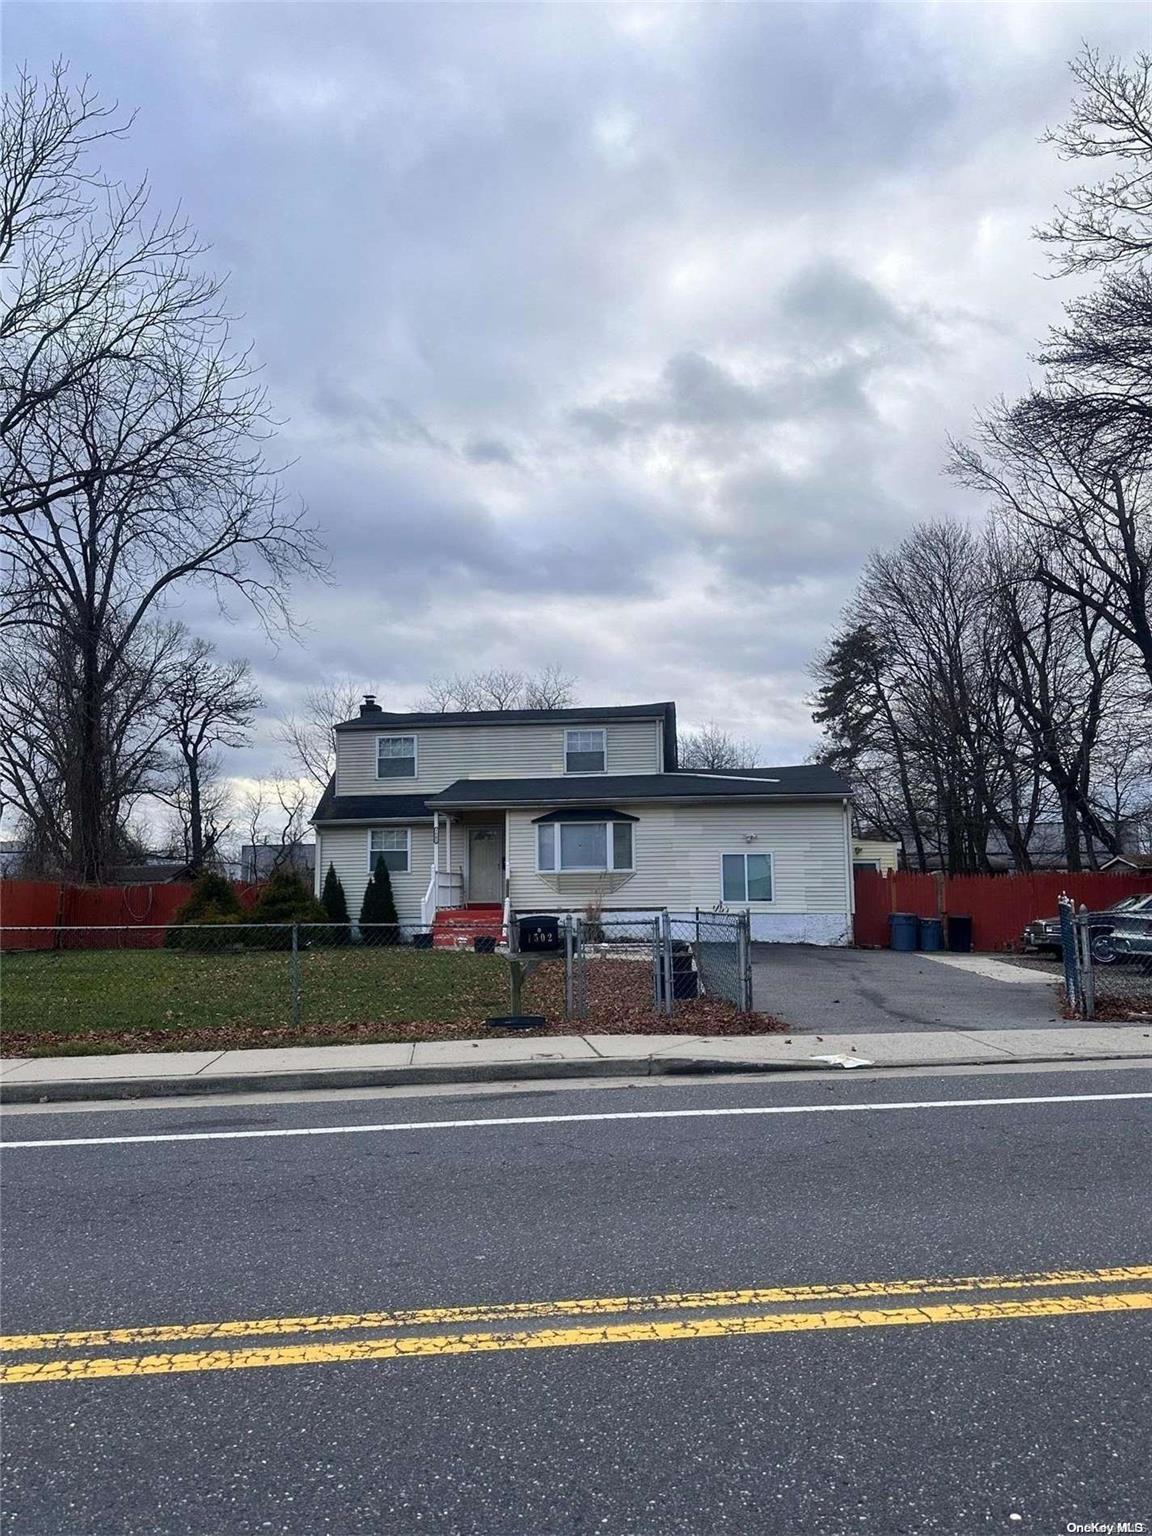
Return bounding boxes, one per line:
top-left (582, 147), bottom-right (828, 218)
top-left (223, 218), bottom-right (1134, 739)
top-left (432, 904), bottom-right (505, 950)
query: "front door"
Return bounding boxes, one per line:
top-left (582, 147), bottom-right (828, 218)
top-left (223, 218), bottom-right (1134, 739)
top-left (467, 826), bottom-right (503, 904)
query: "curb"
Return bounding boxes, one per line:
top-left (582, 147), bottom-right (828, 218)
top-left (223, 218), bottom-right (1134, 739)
top-left (3, 1048), bottom-right (1152, 1105)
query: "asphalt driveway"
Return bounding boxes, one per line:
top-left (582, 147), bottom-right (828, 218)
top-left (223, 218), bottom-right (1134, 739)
top-left (752, 945), bottom-right (1067, 1033)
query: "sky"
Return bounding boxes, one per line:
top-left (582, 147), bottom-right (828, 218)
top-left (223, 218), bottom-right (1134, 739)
top-left (6, 0), bottom-right (1150, 792)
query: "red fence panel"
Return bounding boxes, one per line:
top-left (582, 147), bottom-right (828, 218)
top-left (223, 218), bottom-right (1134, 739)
top-left (0, 880), bottom-right (63, 949)
top-left (0, 879), bottom-right (261, 951)
top-left (854, 869), bottom-right (1152, 951)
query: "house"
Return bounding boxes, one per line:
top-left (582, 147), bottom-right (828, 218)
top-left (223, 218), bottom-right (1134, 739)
top-left (852, 839), bottom-right (901, 874)
top-left (1100, 852), bottom-right (1152, 874)
top-left (311, 697), bottom-right (855, 945)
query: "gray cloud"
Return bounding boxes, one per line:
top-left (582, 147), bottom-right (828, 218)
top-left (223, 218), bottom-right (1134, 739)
top-left (6, 0), bottom-right (1148, 790)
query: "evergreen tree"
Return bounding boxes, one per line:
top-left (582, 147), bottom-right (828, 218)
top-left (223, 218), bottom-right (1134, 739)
top-left (321, 863), bottom-right (349, 924)
top-left (359, 855), bottom-right (400, 943)
top-left (165, 871), bottom-right (243, 948)
top-left (250, 870), bottom-right (327, 925)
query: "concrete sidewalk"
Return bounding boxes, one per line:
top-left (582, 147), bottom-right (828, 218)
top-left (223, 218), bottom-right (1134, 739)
top-left (3, 1024), bottom-right (1152, 1103)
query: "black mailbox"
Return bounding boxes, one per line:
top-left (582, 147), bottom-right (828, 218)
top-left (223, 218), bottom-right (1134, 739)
top-left (517, 914), bottom-right (564, 954)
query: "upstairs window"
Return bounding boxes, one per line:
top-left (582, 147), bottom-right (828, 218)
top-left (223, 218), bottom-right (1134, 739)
top-left (537, 820), bottom-right (633, 873)
top-left (565, 728), bottom-right (606, 774)
top-left (721, 852), bottom-right (773, 903)
top-left (376, 735), bottom-right (416, 779)
top-left (369, 828), bottom-right (410, 874)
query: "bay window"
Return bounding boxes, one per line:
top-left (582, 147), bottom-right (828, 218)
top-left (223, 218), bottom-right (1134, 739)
top-left (537, 819), bottom-right (633, 873)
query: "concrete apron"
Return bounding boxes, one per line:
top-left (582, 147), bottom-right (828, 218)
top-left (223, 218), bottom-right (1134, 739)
top-left (2, 1027), bottom-right (1152, 1104)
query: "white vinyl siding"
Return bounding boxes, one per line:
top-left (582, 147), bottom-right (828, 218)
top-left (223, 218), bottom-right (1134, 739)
top-left (368, 827), bottom-right (410, 874)
top-left (315, 824), bottom-right (433, 926)
top-left (336, 717), bottom-right (662, 795)
top-left (507, 801), bottom-right (850, 915)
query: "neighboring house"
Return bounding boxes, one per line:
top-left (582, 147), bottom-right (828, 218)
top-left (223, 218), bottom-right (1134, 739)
top-left (852, 839), bottom-right (901, 874)
top-left (1100, 852), bottom-right (1152, 874)
top-left (311, 697), bottom-right (855, 944)
top-left (108, 858), bottom-right (191, 884)
top-left (240, 842), bottom-right (316, 884)
top-left (884, 821), bottom-right (1147, 873)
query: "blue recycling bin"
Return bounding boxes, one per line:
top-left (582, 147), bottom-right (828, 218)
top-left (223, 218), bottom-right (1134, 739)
top-left (890, 912), bottom-right (919, 952)
top-left (918, 917), bottom-right (943, 951)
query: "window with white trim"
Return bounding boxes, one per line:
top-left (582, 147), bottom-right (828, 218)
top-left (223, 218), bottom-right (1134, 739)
top-left (376, 735), bottom-right (416, 779)
top-left (721, 851), bottom-right (773, 902)
top-left (369, 828), bottom-right (410, 874)
top-left (564, 728), bottom-right (606, 774)
top-left (537, 820), bottom-right (633, 873)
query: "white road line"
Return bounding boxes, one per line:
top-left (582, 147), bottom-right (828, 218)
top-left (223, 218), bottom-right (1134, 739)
top-left (2, 1092), bottom-right (1150, 1150)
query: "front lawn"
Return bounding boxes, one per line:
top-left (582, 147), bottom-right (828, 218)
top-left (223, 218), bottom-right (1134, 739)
top-left (0, 943), bottom-right (782, 1056)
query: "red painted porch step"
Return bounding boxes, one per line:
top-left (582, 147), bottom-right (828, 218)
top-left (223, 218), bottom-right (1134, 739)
top-left (432, 905), bottom-right (504, 950)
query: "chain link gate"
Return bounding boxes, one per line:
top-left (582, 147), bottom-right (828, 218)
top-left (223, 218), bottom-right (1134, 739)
top-left (564, 909), bottom-right (753, 1020)
top-left (1060, 895), bottom-right (1152, 1020)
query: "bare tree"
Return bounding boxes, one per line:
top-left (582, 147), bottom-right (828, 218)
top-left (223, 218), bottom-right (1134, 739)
top-left (269, 772), bottom-right (310, 874)
top-left (157, 638), bottom-right (260, 872)
top-left (419, 673), bottom-right (482, 712)
top-left (236, 779), bottom-right (268, 874)
top-left (0, 67), bottom-right (324, 879)
top-left (678, 722), bottom-right (759, 771)
top-left (1037, 49), bottom-right (1152, 276)
top-left (278, 678), bottom-right (372, 790)
top-left (1, 66), bottom-right (230, 524)
top-left (985, 530), bottom-right (1130, 867)
top-left (950, 413), bottom-right (1152, 690)
top-left (521, 664), bottom-right (576, 709)
top-left (235, 772), bottom-right (311, 881)
top-left (417, 666), bottom-right (576, 713)
top-left (0, 617), bottom-right (180, 874)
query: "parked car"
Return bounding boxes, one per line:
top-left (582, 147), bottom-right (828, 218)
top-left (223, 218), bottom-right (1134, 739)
top-left (1108, 909), bottom-right (1152, 969)
top-left (1021, 894), bottom-right (1152, 963)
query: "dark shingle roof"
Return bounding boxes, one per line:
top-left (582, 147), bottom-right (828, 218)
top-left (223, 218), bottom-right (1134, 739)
top-left (312, 765), bottom-right (851, 824)
top-left (311, 780), bottom-right (433, 824)
top-left (428, 766), bottom-right (850, 810)
top-left (335, 701), bottom-right (676, 731)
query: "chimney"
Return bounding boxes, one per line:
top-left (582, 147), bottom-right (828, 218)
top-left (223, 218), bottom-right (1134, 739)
top-left (359, 694), bottom-right (383, 717)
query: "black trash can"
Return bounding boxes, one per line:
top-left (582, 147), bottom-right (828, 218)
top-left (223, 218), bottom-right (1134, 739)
top-left (657, 943), bottom-right (699, 1003)
top-left (947, 915), bottom-right (973, 953)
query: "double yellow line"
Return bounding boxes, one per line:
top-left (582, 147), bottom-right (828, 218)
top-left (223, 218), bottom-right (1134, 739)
top-left (4, 1264), bottom-right (1150, 1385)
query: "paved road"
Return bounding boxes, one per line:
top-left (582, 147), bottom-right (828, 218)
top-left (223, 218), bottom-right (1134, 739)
top-left (753, 945), bottom-right (1066, 1032)
top-left (2, 1067), bottom-right (1150, 1535)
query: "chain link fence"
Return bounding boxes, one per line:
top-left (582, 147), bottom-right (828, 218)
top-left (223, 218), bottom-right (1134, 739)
top-left (1060, 901), bottom-right (1152, 1020)
top-left (0, 923), bottom-right (510, 1048)
top-left (4, 908), bottom-right (761, 1050)
top-left (565, 910), bottom-right (752, 1021)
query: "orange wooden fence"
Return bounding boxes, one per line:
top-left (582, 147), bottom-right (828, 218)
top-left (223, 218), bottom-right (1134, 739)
top-left (853, 869), bottom-right (1152, 952)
